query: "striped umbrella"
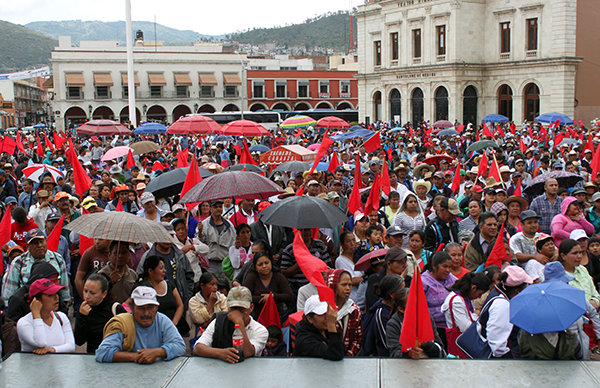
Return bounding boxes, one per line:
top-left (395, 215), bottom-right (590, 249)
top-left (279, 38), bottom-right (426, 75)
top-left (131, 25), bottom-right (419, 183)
top-left (63, 212), bottom-right (173, 243)
top-left (22, 164), bottom-right (64, 182)
top-left (280, 115), bottom-right (317, 129)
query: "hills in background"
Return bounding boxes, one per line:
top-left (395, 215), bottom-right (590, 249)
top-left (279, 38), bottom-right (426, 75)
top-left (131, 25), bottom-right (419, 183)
top-left (0, 20), bottom-right (57, 73)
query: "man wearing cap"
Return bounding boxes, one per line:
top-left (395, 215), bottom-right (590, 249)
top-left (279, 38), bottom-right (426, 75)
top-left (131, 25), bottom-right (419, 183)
top-left (55, 191), bottom-right (81, 244)
top-left (125, 165), bottom-right (141, 186)
top-left (106, 184), bottom-right (139, 214)
top-left (28, 190), bottom-right (55, 231)
top-left (508, 210), bottom-right (549, 268)
top-left (193, 286), bottom-right (268, 363)
top-left (198, 200), bottom-right (236, 275)
top-left (430, 171), bottom-right (453, 198)
top-left (530, 178), bottom-right (562, 235)
top-left (82, 196), bottom-right (103, 214)
top-left (231, 199), bottom-right (258, 226)
top-left (209, 145), bottom-right (221, 164)
top-left (10, 205), bottom-right (39, 249)
top-left (2, 228), bottom-right (70, 303)
top-left (95, 286), bottom-right (185, 363)
top-left (173, 203), bottom-right (198, 240)
top-left (136, 192), bottom-right (162, 223)
top-left (424, 197), bottom-right (460, 252)
top-left (90, 140), bottom-right (103, 165)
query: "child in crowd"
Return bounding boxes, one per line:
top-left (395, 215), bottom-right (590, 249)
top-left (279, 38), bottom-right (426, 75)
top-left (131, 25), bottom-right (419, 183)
top-left (263, 325), bottom-right (287, 357)
top-left (354, 225), bottom-right (385, 262)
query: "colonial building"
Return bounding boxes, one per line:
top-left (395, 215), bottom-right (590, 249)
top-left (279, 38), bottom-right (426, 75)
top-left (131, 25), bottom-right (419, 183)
top-left (355, 0), bottom-right (600, 126)
top-left (0, 77), bottom-right (52, 128)
top-left (49, 36), bottom-right (248, 131)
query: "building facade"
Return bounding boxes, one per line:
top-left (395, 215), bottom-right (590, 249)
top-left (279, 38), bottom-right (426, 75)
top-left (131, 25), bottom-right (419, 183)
top-left (50, 36), bottom-right (248, 131)
top-left (355, 0), bottom-right (599, 126)
top-left (0, 78), bottom-right (51, 128)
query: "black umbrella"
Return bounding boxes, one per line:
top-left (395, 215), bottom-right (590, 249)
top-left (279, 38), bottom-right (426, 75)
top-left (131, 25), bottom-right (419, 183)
top-left (271, 161), bottom-right (311, 175)
top-left (259, 196), bottom-right (349, 229)
top-left (223, 164), bottom-right (265, 173)
top-left (465, 140), bottom-right (501, 154)
top-left (523, 171), bottom-right (584, 197)
top-left (145, 167), bottom-right (213, 198)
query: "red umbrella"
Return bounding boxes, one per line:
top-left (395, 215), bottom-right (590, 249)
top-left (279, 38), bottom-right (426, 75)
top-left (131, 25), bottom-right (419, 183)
top-left (354, 249), bottom-right (389, 272)
top-left (218, 120), bottom-right (270, 137)
top-left (179, 170), bottom-right (283, 204)
top-left (421, 154), bottom-right (456, 166)
top-left (76, 120), bottom-right (132, 136)
top-left (316, 116), bottom-right (351, 130)
top-left (432, 120), bottom-right (454, 129)
top-left (166, 114), bottom-right (221, 135)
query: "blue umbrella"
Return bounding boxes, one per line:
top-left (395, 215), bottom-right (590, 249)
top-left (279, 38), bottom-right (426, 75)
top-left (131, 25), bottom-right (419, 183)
top-left (134, 122), bottom-right (167, 135)
top-left (314, 162), bottom-right (330, 172)
top-left (213, 135), bottom-right (231, 142)
top-left (390, 127), bottom-right (404, 133)
top-left (348, 125), bottom-right (364, 131)
top-left (435, 129), bottom-right (459, 137)
top-left (535, 112), bottom-right (574, 126)
top-left (249, 144), bottom-right (270, 153)
top-left (33, 123), bottom-right (47, 129)
top-left (481, 114), bottom-right (509, 123)
top-left (510, 282), bottom-right (586, 334)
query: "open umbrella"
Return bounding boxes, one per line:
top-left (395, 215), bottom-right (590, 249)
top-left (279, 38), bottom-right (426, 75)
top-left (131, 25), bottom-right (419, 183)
top-left (390, 127), bottom-right (404, 133)
top-left (76, 120), bottom-right (132, 136)
top-left (249, 144), bottom-right (270, 153)
top-left (218, 120), bottom-right (270, 137)
top-left (557, 138), bottom-right (580, 147)
top-left (465, 140), bottom-right (501, 154)
top-left (523, 171), bottom-right (584, 196)
top-left (481, 114), bottom-right (509, 123)
top-left (354, 249), bottom-right (389, 271)
top-left (63, 212), bottom-right (174, 243)
top-left (22, 164), bottom-right (64, 182)
top-left (223, 164), bottom-right (265, 173)
top-left (101, 146), bottom-right (132, 161)
top-left (307, 143), bottom-right (321, 151)
top-left (280, 115), bottom-right (317, 129)
top-left (33, 123), bottom-right (47, 129)
top-left (510, 282), bottom-right (586, 334)
top-left (167, 114), bottom-right (221, 135)
top-left (271, 161), bottom-right (310, 175)
top-left (179, 171), bottom-right (284, 204)
top-left (435, 129), bottom-right (460, 137)
top-left (316, 116), bottom-right (351, 130)
top-left (433, 120), bottom-right (453, 128)
top-left (130, 141), bottom-right (160, 155)
top-left (133, 123), bottom-right (167, 135)
top-left (348, 125), bottom-right (364, 131)
top-left (144, 166), bottom-right (213, 198)
top-left (422, 155), bottom-right (455, 166)
top-left (535, 112), bottom-right (574, 126)
top-left (258, 196), bottom-right (349, 229)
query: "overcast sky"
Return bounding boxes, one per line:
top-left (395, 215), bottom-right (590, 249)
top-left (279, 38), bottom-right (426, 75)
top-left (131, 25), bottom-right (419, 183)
top-left (5, 0), bottom-right (361, 35)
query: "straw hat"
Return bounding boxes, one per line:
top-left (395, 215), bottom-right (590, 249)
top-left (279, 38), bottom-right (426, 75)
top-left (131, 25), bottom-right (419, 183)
top-left (503, 196), bottom-right (529, 211)
top-left (412, 179), bottom-right (432, 193)
top-left (413, 163), bottom-right (435, 180)
top-left (303, 170), bottom-right (322, 179)
top-left (278, 187), bottom-right (296, 200)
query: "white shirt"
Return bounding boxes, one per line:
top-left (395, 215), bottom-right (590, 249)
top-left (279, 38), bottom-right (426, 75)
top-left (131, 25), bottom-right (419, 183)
top-left (486, 294), bottom-right (512, 357)
top-left (441, 293), bottom-right (477, 333)
top-left (195, 316), bottom-right (268, 357)
top-left (17, 311), bottom-right (75, 353)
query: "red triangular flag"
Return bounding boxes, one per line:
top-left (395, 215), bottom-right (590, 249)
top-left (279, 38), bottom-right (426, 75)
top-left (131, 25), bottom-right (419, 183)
top-left (66, 138), bottom-right (91, 198)
top-left (475, 126), bottom-right (480, 142)
top-left (16, 132), bottom-right (26, 154)
top-left (327, 152), bottom-right (339, 174)
top-left (450, 162), bottom-right (461, 194)
top-left (308, 134), bottom-right (334, 174)
top-left (44, 133), bottom-right (55, 151)
top-left (488, 155), bottom-right (502, 184)
top-left (116, 199), bottom-right (124, 212)
top-left (0, 203), bottom-right (13, 251)
top-left (46, 215), bottom-right (65, 252)
top-left (0, 136), bottom-right (16, 155)
top-left (477, 153), bottom-right (488, 177)
top-left (380, 159), bottom-right (391, 196)
top-left (485, 224), bottom-right (508, 267)
top-left (176, 150), bottom-right (189, 168)
top-left (364, 172), bottom-right (381, 217)
top-left (295, 184), bottom-right (304, 197)
top-left (510, 123), bottom-right (516, 134)
top-left (496, 124), bottom-right (505, 137)
top-left (482, 124), bottom-right (492, 139)
top-left (127, 150), bottom-right (136, 170)
top-left (181, 156), bottom-right (202, 198)
top-left (363, 132), bottom-right (381, 153)
top-left (292, 229), bottom-right (336, 309)
top-left (239, 140), bottom-right (258, 166)
top-left (347, 155), bottom-right (363, 215)
top-left (579, 119), bottom-right (585, 128)
top-left (399, 268), bottom-right (435, 350)
top-left (592, 145), bottom-right (600, 181)
top-left (152, 161), bottom-right (163, 171)
top-left (514, 178), bottom-right (522, 197)
top-left (54, 133), bottom-right (67, 150)
top-left (584, 134), bottom-right (594, 154)
top-left (257, 292), bottom-right (281, 329)
top-left (456, 124), bottom-right (465, 133)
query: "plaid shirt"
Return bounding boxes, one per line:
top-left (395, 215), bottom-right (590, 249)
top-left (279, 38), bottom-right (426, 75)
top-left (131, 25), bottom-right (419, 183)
top-left (327, 180), bottom-right (351, 196)
top-left (280, 239), bottom-right (331, 289)
top-left (2, 250), bottom-right (70, 303)
top-left (337, 302), bottom-right (363, 357)
top-left (529, 193), bottom-right (563, 235)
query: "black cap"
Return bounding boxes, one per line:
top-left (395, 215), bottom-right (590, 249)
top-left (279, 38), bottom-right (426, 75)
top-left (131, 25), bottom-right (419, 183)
top-left (210, 199), bottom-right (224, 207)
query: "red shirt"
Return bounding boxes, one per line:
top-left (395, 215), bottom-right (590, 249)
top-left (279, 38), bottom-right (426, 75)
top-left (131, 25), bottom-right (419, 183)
top-left (10, 218), bottom-right (39, 249)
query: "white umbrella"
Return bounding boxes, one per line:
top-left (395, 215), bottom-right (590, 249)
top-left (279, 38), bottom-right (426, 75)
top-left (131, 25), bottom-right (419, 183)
top-left (22, 164), bottom-right (64, 182)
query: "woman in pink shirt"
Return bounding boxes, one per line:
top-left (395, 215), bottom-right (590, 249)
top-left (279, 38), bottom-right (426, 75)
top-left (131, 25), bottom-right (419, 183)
top-left (551, 196), bottom-right (594, 247)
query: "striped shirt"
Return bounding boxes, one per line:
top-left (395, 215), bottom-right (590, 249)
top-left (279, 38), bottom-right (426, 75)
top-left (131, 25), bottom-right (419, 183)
top-left (280, 239), bottom-right (331, 290)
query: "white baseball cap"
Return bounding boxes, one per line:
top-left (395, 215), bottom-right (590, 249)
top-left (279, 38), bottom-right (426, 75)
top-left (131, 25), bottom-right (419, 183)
top-left (131, 286), bottom-right (159, 306)
top-left (304, 295), bottom-right (328, 315)
top-left (569, 229), bottom-right (588, 241)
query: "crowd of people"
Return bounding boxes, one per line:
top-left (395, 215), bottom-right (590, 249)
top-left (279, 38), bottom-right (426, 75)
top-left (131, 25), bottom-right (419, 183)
top-left (1, 118), bottom-right (599, 366)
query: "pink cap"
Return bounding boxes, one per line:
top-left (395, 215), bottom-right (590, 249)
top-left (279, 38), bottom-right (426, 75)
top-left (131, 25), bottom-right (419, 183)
top-left (28, 278), bottom-right (65, 302)
top-left (503, 266), bottom-right (533, 287)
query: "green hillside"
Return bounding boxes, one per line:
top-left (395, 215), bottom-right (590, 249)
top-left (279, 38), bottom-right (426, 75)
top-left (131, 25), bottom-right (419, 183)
top-left (0, 20), bottom-right (57, 73)
top-left (25, 20), bottom-right (217, 45)
top-left (230, 11), bottom-right (357, 51)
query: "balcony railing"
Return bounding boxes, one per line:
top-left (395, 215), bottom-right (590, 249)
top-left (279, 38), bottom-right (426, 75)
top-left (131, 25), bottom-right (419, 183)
top-left (340, 92), bottom-right (352, 98)
top-left (224, 90), bottom-right (239, 98)
top-left (135, 90), bottom-right (191, 99)
top-left (526, 50), bottom-right (537, 58)
top-left (94, 91), bottom-right (112, 100)
top-left (500, 53), bottom-right (511, 60)
top-left (199, 90), bottom-right (215, 99)
top-left (413, 58), bottom-right (422, 64)
top-left (436, 55), bottom-right (446, 62)
top-left (66, 91), bottom-right (84, 100)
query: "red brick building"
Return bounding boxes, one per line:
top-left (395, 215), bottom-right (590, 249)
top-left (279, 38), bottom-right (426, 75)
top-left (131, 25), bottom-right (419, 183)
top-left (246, 70), bottom-right (358, 112)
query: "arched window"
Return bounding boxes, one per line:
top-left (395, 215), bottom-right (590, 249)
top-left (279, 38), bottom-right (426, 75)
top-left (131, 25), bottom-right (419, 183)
top-left (524, 83), bottom-right (540, 122)
top-left (373, 91), bottom-right (382, 122)
top-left (390, 89), bottom-right (401, 124)
top-left (411, 88), bottom-right (424, 125)
top-left (435, 86), bottom-right (448, 121)
top-left (498, 85), bottom-right (513, 121)
top-left (463, 86), bottom-right (478, 125)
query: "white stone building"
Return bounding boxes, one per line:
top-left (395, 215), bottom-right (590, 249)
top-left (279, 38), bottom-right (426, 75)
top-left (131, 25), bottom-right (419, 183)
top-left (355, 0), bottom-right (600, 126)
top-left (49, 36), bottom-right (248, 131)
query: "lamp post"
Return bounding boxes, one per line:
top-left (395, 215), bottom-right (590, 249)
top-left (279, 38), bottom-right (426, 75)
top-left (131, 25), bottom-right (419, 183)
top-left (142, 104), bottom-right (147, 121)
top-left (88, 104), bottom-right (93, 120)
top-left (234, 50), bottom-right (245, 120)
top-left (194, 103), bottom-right (199, 114)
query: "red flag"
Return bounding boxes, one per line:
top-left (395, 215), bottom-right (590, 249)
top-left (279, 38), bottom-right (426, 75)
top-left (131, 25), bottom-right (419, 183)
top-left (44, 134), bottom-right (55, 151)
top-left (292, 229), bottom-right (336, 309)
top-left (482, 124), bottom-right (492, 139)
top-left (327, 152), bottom-right (339, 174)
top-left (0, 136), bottom-right (16, 155)
top-left (66, 138), bottom-right (91, 198)
top-left (380, 159), bottom-right (391, 196)
top-left (496, 124), bottom-right (505, 137)
top-left (475, 126), bottom-right (480, 142)
top-left (528, 125), bottom-right (534, 139)
top-left (554, 132), bottom-right (564, 148)
top-left (485, 224), bottom-right (508, 267)
top-left (579, 119), bottom-right (585, 128)
top-left (591, 145), bottom-right (600, 181)
top-left (239, 140), bottom-right (258, 166)
top-left (152, 161), bottom-right (163, 171)
top-left (514, 178), bottom-right (522, 197)
top-left (294, 128), bottom-right (303, 138)
top-left (176, 150), bottom-right (189, 168)
top-left (54, 133), bottom-right (67, 150)
top-left (181, 156), bottom-right (202, 198)
top-left (116, 199), bottom-right (124, 212)
top-left (347, 155), bottom-right (363, 214)
top-left (0, 203), bottom-right (13, 251)
top-left (364, 172), bottom-right (381, 217)
top-left (584, 134), bottom-right (594, 154)
top-left (477, 153), bottom-right (488, 177)
top-left (456, 124), bottom-right (464, 133)
top-left (16, 132), bottom-right (26, 154)
top-left (127, 150), bottom-right (137, 170)
top-left (519, 138), bottom-right (526, 154)
top-left (399, 268), bottom-right (435, 350)
top-left (295, 184), bottom-right (304, 197)
top-left (257, 292), bottom-right (281, 329)
top-left (488, 155), bottom-right (502, 184)
top-left (450, 162), bottom-right (461, 194)
top-left (509, 123), bottom-right (516, 134)
top-left (308, 134), bottom-right (334, 174)
top-left (363, 132), bottom-right (381, 153)
top-left (46, 215), bottom-right (65, 252)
